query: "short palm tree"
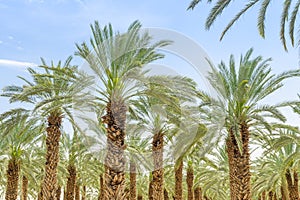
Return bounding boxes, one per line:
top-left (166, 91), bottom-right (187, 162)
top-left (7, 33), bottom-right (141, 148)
top-left (125, 123), bottom-right (150, 200)
top-left (0, 109), bottom-right (43, 200)
top-left (195, 146), bottom-right (230, 200)
top-left (188, 0), bottom-right (300, 50)
top-left (60, 130), bottom-right (98, 200)
top-left (266, 127), bottom-right (300, 200)
top-left (198, 48), bottom-right (300, 199)
top-left (75, 20), bottom-right (170, 199)
top-left (2, 57), bottom-right (90, 200)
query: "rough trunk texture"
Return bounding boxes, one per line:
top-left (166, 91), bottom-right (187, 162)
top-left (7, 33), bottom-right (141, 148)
top-left (130, 162), bottom-right (137, 200)
top-left (66, 164), bottom-right (77, 200)
top-left (75, 185), bottom-right (80, 200)
top-left (98, 175), bottom-right (104, 200)
top-left (149, 132), bottom-right (164, 200)
top-left (21, 176), bottom-right (28, 200)
top-left (81, 186), bottom-right (86, 200)
top-left (286, 170), bottom-right (299, 200)
top-left (56, 186), bottom-right (61, 200)
top-left (40, 114), bottom-right (62, 200)
top-left (5, 158), bottom-right (20, 200)
top-left (194, 187), bottom-right (202, 200)
top-left (164, 189), bottom-right (169, 200)
top-left (137, 194), bottom-right (143, 200)
top-left (148, 179), bottom-right (153, 199)
top-left (174, 160), bottom-right (183, 200)
top-left (268, 191), bottom-right (273, 200)
top-left (226, 123), bottom-right (251, 200)
top-left (186, 166), bottom-right (194, 200)
top-left (261, 191), bottom-right (266, 200)
top-left (102, 100), bottom-right (127, 200)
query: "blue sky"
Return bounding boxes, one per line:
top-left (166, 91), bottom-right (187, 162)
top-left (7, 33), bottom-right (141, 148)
top-left (1, 0), bottom-right (300, 124)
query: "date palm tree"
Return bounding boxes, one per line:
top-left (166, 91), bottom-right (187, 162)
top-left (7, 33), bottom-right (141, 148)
top-left (2, 57), bottom-right (91, 200)
top-left (264, 127), bottom-right (300, 200)
top-left (125, 123), bottom-right (150, 200)
top-left (0, 109), bottom-right (43, 200)
top-left (60, 130), bottom-right (99, 200)
top-left (75, 20), bottom-right (170, 199)
top-left (194, 146), bottom-right (230, 200)
top-left (198, 48), bottom-right (300, 199)
top-left (128, 75), bottom-right (198, 200)
top-left (188, 0), bottom-right (300, 50)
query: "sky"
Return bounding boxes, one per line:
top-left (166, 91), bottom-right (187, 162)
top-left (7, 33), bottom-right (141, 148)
top-left (0, 0), bottom-right (300, 125)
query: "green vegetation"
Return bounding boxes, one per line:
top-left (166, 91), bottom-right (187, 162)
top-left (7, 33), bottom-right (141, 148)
top-left (1, 19), bottom-right (300, 200)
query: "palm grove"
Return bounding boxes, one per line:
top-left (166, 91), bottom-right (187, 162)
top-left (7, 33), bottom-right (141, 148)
top-left (1, 5), bottom-right (300, 200)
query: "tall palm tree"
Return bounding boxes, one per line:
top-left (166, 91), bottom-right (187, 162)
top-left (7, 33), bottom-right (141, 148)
top-left (2, 57), bottom-right (90, 200)
top-left (198, 48), bottom-right (300, 200)
top-left (75, 20), bottom-right (170, 199)
top-left (188, 0), bottom-right (300, 50)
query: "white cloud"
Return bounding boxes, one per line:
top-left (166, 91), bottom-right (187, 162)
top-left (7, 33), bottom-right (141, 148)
top-left (17, 46), bottom-right (24, 50)
top-left (8, 36), bottom-right (14, 40)
top-left (0, 59), bottom-right (37, 68)
top-left (0, 41), bottom-right (3, 44)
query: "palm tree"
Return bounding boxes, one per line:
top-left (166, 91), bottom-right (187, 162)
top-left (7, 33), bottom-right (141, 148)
top-left (266, 127), bottom-right (300, 200)
top-left (125, 123), bottom-right (150, 200)
top-left (187, 0), bottom-right (300, 50)
top-left (2, 57), bottom-right (90, 200)
top-left (198, 48), bottom-right (300, 199)
top-left (186, 161), bottom-right (194, 200)
top-left (75, 20), bottom-right (170, 199)
top-left (0, 109), bottom-right (43, 200)
top-left (195, 146), bottom-right (230, 200)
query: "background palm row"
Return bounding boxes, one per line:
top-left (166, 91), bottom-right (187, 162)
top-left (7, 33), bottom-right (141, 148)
top-left (1, 19), bottom-right (300, 200)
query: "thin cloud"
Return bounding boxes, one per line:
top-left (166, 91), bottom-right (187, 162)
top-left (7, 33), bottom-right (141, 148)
top-left (0, 59), bottom-right (37, 68)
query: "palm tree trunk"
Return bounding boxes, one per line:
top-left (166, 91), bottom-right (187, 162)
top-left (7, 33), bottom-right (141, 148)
top-left (81, 186), bottom-right (86, 200)
top-left (66, 164), bottom-right (77, 200)
top-left (285, 170), bottom-right (299, 200)
top-left (148, 177), bottom-right (153, 199)
top-left (130, 162), bottom-right (137, 200)
top-left (194, 187), bottom-right (202, 200)
top-left (261, 191), bottom-right (266, 200)
top-left (164, 189), bottom-right (169, 200)
top-left (102, 100), bottom-right (127, 200)
top-left (268, 191), bottom-right (273, 200)
top-left (5, 158), bottom-right (20, 200)
top-left (174, 160), bottom-right (183, 200)
top-left (21, 176), bottom-right (28, 200)
top-left (149, 131), bottom-right (164, 200)
top-left (226, 123), bottom-right (251, 200)
top-left (56, 186), bottom-right (61, 200)
top-left (75, 185), bottom-right (80, 200)
top-left (40, 113), bottom-right (62, 200)
top-left (137, 194), bottom-right (143, 200)
top-left (186, 165), bottom-right (194, 200)
top-left (98, 174), bottom-right (104, 200)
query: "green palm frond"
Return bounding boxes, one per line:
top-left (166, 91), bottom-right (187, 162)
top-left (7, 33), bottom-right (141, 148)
top-left (188, 0), bottom-right (300, 49)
